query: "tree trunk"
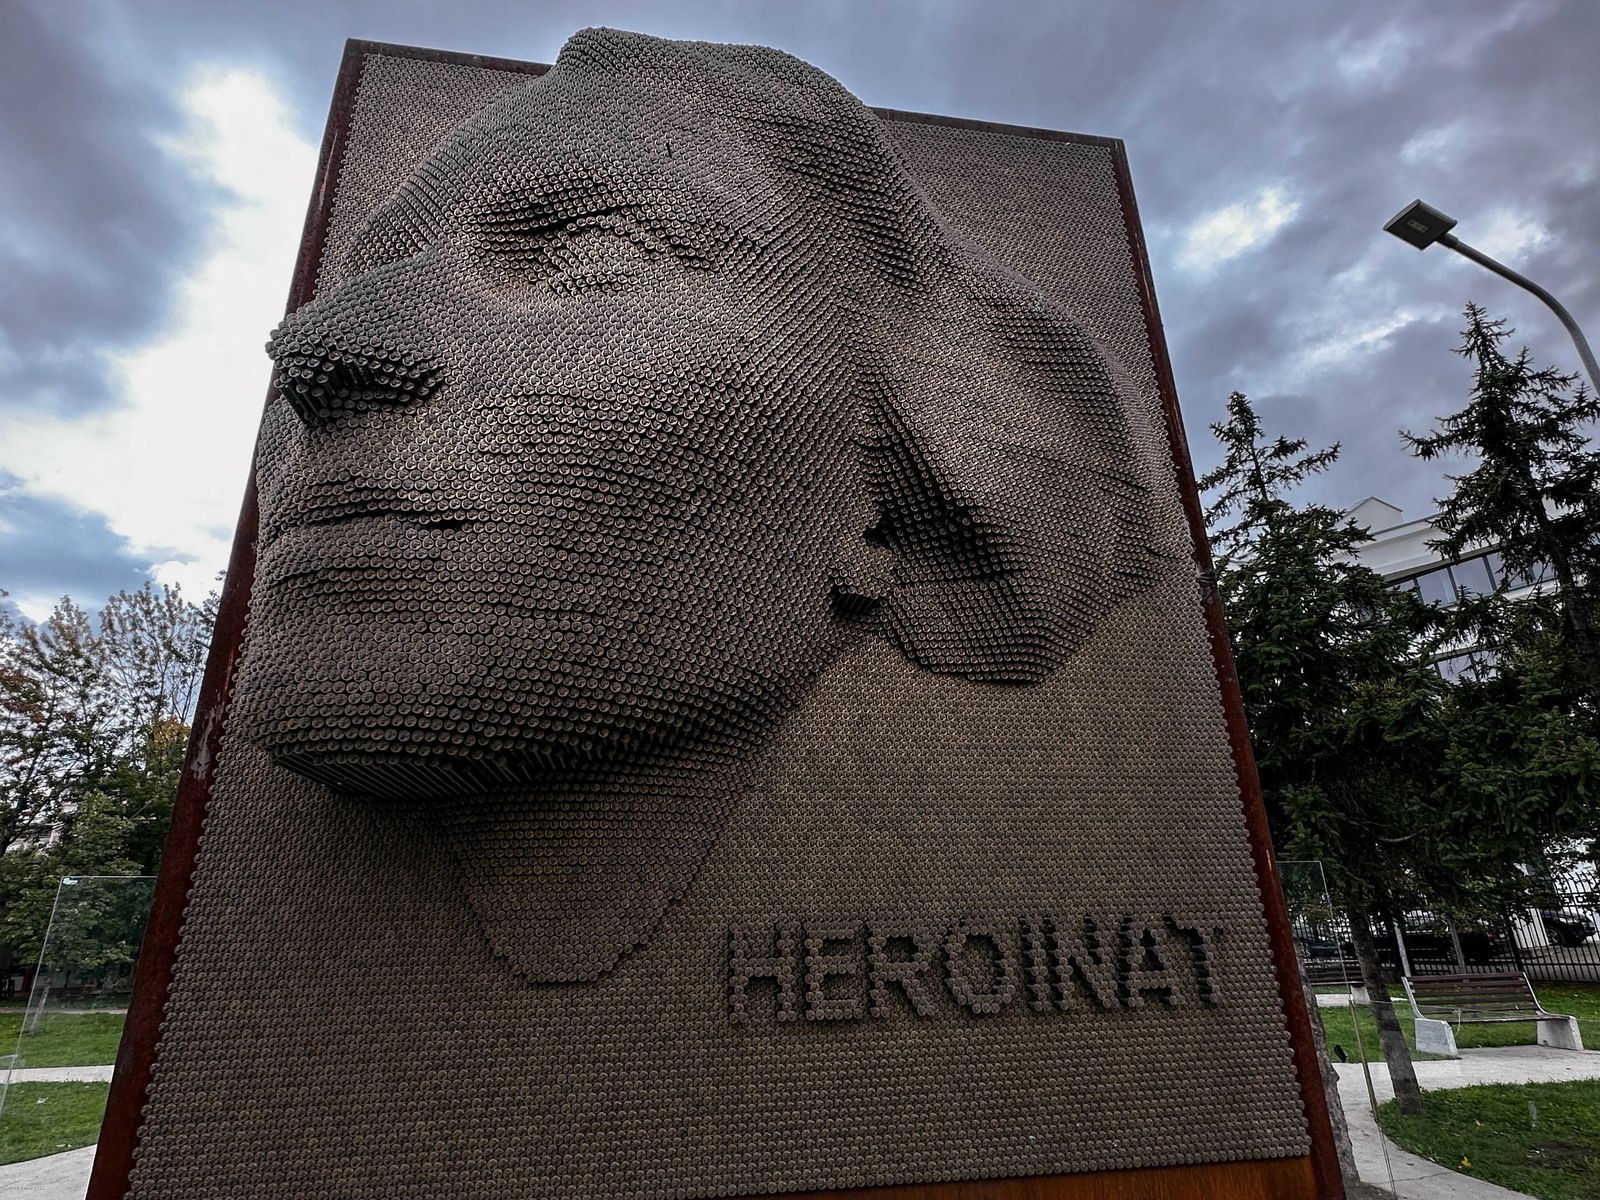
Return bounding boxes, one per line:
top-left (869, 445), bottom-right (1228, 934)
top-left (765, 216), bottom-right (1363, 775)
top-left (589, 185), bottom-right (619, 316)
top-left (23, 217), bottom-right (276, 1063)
top-left (1297, 951), bottom-right (1360, 1186)
top-left (1347, 902), bottom-right (1425, 1116)
top-left (1545, 549), bottom-right (1600, 702)
top-left (1518, 455), bottom-right (1600, 702)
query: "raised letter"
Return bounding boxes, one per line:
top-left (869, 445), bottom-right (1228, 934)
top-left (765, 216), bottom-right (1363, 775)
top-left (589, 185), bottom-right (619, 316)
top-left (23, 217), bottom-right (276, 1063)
top-left (1021, 915), bottom-right (1054, 1012)
top-left (728, 923), bottom-right (798, 1024)
top-left (943, 919), bottom-right (1017, 1015)
top-left (804, 922), bottom-right (864, 1021)
top-left (1050, 914), bottom-right (1122, 1009)
top-left (866, 923), bottom-right (939, 1017)
top-left (1122, 917), bottom-right (1185, 1007)
top-left (1166, 916), bottom-right (1224, 1006)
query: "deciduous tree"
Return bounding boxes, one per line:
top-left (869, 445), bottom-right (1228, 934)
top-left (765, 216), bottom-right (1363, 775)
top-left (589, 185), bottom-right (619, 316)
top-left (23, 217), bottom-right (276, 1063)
top-left (0, 581), bottom-right (214, 970)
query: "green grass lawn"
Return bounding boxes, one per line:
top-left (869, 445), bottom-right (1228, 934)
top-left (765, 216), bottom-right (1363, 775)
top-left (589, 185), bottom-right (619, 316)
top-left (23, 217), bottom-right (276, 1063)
top-left (0, 1011), bottom-right (124, 1068)
top-left (0, 1082), bottom-right (109, 1165)
top-left (1378, 1080), bottom-right (1600, 1200)
top-left (1316, 982), bottom-right (1600, 1064)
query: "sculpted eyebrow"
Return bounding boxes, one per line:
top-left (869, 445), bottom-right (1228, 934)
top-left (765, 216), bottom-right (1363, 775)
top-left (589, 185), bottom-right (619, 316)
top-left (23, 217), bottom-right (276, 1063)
top-left (344, 161), bottom-right (460, 274)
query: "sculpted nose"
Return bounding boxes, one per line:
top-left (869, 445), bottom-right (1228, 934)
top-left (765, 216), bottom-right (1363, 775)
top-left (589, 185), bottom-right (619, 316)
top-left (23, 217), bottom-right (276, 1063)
top-left (266, 300), bottom-right (443, 427)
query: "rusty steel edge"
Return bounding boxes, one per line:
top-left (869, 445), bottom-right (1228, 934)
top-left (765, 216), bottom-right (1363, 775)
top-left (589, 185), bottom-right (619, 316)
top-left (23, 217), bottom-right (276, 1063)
top-left (1105, 143), bottom-right (1345, 1198)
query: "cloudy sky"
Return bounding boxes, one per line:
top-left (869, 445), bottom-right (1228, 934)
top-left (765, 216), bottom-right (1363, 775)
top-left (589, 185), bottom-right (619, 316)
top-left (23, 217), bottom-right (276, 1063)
top-left (1, 0), bottom-right (1595, 621)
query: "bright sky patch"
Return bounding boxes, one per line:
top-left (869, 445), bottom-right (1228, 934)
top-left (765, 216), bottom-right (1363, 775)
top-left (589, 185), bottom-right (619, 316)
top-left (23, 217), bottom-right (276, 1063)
top-left (1176, 186), bottom-right (1299, 277)
top-left (0, 68), bottom-right (314, 602)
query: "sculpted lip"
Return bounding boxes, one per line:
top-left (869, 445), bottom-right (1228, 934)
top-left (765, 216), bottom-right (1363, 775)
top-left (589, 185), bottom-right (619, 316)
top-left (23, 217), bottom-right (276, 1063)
top-left (257, 514), bottom-right (469, 590)
top-left (260, 479), bottom-right (484, 543)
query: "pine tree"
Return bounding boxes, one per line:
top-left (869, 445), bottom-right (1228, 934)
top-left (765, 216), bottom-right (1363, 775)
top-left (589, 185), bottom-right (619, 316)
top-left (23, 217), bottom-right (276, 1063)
top-left (1206, 389), bottom-right (1600, 1116)
top-left (1203, 391), bottom-right (1439, 1114)
top-left (1405, 304), bottom-right (1600, 706)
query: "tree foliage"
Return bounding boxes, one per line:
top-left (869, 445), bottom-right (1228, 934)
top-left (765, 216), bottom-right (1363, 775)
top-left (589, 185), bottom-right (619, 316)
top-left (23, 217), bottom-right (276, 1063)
top-left (1205, 388), bottom-right (1600, 911)
top-left (1201, 391), bottom-right (1443, 904)
top-left (0, 581), bottom-right (214, 974)
top-left (1405, 304), bottom-right (1600, 707)
top-left (1203, 390), bottom-right (1443, 1111)
top-left (1204, 386), bottom-right (1600, 1113)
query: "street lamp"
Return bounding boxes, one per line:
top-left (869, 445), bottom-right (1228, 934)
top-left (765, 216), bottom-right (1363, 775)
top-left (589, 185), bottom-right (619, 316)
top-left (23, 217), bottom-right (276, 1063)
top-left (1384, 198), bottom-right (1600, 394)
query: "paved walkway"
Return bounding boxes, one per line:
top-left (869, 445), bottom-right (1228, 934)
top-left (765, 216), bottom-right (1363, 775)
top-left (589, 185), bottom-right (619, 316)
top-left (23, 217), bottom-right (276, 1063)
top-left (1316, 986), bottom-right (1369, 1006)
top-left (0, 1144), bottom-right (95, 1200)
top-left (4, 1065), bottom-right (114, 1084)
top-left (1336, 1044), bottom-right (1600, 1198)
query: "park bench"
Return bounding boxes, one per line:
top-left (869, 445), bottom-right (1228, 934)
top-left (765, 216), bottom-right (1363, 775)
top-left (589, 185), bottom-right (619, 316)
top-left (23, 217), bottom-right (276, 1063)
top-left (1401, 971), bottom-right (1583, 1058)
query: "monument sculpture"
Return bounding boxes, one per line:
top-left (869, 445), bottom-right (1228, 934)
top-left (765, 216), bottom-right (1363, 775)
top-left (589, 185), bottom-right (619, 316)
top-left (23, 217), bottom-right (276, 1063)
top-left (245, 28), bottom-right (1162, 983)
top-left (92, 27), bottom-right (1337, 1200)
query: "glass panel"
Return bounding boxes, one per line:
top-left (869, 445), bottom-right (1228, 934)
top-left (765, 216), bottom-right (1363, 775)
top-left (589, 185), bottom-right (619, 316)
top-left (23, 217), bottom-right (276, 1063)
top-left (1483, 551), bottom-right (1505, 587)
top-left (1451, 556), bottom-right (1493, 599)
top-left (1279, 859), bottom-right (1397, 1194)
top-left (1509, 560), bottom-right (1556, 589)
top-left (0, 875), bottom-right (155, 1189)
top-left (1415, 568), bottom-right (1454, 606)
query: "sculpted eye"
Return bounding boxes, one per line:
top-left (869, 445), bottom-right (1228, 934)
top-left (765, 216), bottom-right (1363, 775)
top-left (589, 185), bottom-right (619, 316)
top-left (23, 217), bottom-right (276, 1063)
top-left (476, 206), bottom-right (658, 294)
top-left (343, 185), bottom-right (451, 279)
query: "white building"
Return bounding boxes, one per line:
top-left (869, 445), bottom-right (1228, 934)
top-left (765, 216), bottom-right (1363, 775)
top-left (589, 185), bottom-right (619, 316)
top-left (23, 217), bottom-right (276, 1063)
top-left (1347, 497), bottom-right (1588, 959)
top-left (1345, 496), bottom-right (1552, 682)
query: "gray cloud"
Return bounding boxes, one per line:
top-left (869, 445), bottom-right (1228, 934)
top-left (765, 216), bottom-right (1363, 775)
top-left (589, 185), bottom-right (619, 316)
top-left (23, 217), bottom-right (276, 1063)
top-left (1, 0), bottom-right (1595, 606)
top-left (0, 480), bottom-right (159, 617)
top-left (0, 2), bottom-right (206, 417)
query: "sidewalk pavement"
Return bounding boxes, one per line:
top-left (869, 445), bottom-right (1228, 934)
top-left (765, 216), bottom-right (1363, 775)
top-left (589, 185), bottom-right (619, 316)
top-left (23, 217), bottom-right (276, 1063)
top-left (1335, 1044), bottom-right (1600, 1199)
top-left (1317, 986), bottom-right (1369, 1006)
top-left (4, 1065), bottom-right (114, 1083)
top-left (0, 1144), bottom-right (95, 1200)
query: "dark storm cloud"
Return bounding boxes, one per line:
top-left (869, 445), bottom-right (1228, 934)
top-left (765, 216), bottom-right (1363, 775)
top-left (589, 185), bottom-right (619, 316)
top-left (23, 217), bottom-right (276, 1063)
top-left (1, 0), bottom-right (1595, 602)
top-left (0, 3), bottom-right (205, 416)
top-left (0, 483), bottom-right (153, 619)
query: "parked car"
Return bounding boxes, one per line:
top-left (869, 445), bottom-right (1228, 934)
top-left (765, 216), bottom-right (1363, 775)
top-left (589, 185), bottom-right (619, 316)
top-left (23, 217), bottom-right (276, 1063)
top-left (1398, 914), bottom-right (1508, 966)
top-left (1294, 933), bottom-right (1341, 960)
top-left (1540, 909), bottom-right (1597, 948)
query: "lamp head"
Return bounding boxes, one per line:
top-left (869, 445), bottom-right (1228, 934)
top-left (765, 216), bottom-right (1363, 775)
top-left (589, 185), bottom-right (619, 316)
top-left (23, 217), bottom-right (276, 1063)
top-left (1384, 199), bottom-right (1457, 250)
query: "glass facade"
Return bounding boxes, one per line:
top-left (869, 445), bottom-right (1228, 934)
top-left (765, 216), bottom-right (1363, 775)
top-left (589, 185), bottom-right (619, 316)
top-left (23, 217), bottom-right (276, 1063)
top-left (1390, 550), bottom-right (1551, 610)
top-left (1387, 550), bottom-right (1533, 682)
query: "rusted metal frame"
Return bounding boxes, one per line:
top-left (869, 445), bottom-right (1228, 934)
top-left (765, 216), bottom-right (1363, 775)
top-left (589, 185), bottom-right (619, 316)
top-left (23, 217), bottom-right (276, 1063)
top-left (1105, 140), bottom-right (1344, 1197)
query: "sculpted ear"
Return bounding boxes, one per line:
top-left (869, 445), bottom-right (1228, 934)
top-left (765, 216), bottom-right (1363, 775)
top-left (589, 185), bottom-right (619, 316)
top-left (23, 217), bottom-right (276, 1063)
top-left (857, 263), bottom-right (1162, 685)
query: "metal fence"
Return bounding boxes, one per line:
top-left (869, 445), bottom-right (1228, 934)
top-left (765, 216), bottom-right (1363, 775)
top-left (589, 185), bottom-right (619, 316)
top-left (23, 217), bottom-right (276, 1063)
top-left (1292, 884), bottom-right (1600, 986)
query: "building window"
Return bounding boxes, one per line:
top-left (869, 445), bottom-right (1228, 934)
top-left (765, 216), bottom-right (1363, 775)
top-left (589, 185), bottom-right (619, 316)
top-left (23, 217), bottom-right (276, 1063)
top-left (1416, 567), bottom-right (1454, 606)
top-left (1389, 552), bottom-right (1519, 607)
top-left (1504, 560), bottom-right (1555, 591)
top-left (1433, 648), bottom-right (1497, 683)
top-left (1451, 555), bottom-right (1493, 599)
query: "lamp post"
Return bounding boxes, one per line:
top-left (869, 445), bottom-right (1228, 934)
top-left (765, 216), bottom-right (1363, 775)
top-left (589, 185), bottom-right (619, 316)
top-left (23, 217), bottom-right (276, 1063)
top-left (1384, 198), bottom-right (1599, 394)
